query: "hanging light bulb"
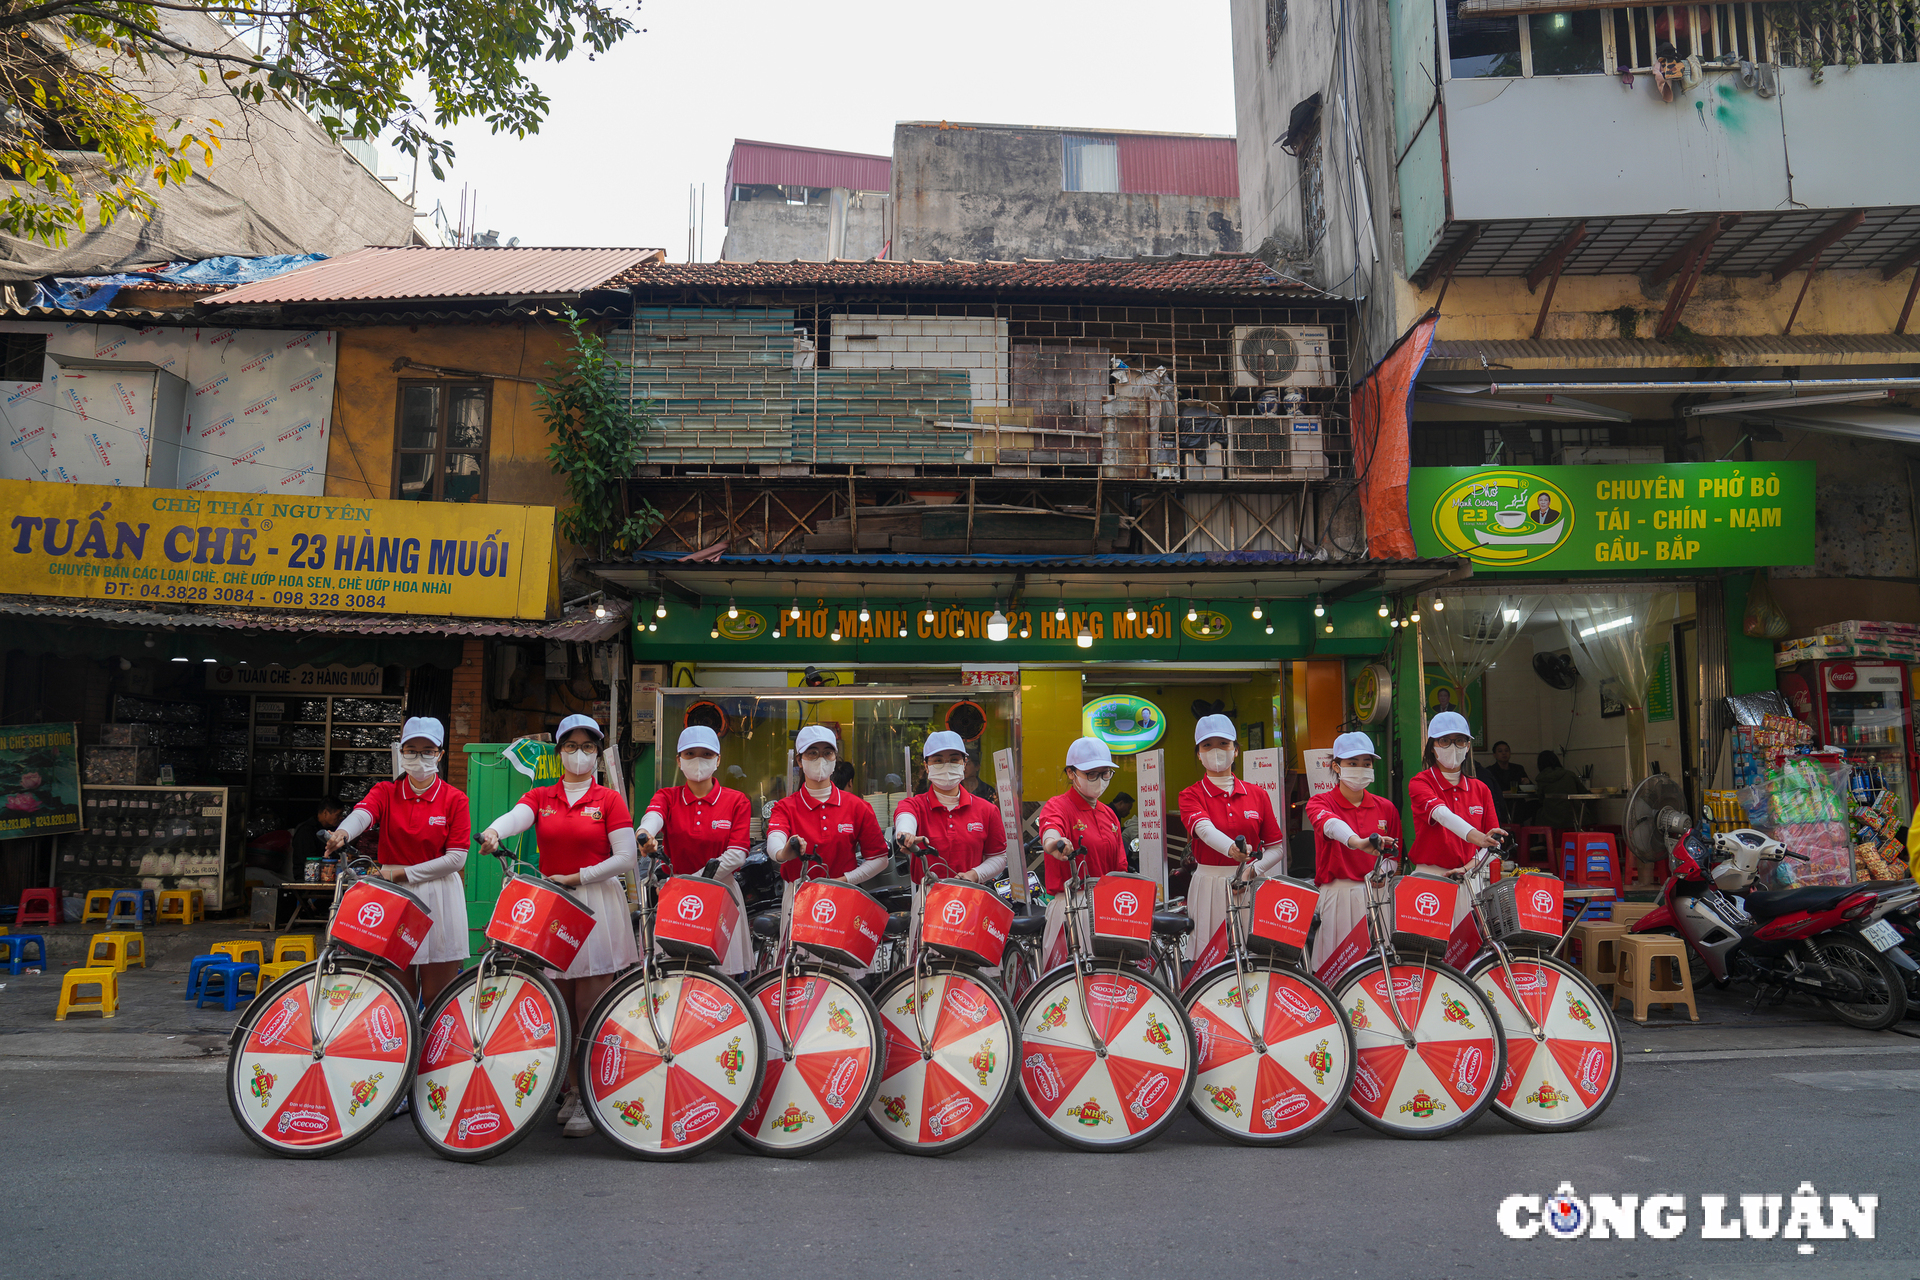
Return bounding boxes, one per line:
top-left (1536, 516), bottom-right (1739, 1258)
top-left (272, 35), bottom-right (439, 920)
top-left (925, 583), bottom-right (937, 623)
top-left (710, 621), bottom-right (720, 639)
top-left (1323, 621), bottom-right (1335, 634)
top-left (1409, 607), bottom-right (1422, 624)
top-left (987, 606), bottom-right (1009, 642)
top-left (647, 621), bottom-right (657, 632)
top-left (727, 598), bottom-right (739, 619)
top-left (1055, 582), bottom-right (1067, 622)
top-left (1431, 597), bottom-right (1445, 612)
top-left (1378, 601), bottom-right (1391, 618)
top-left (858, 583), bottom-right (870, 624)
top-left (1251, 598), bottom-right (1263, 620)
top-left (1076, 621), bottom-right (1093, 649)
top-left (1018, 622), bottom-right (1031, 639)
top-left (790, 582), bottom-right (802, 620)
top-left (1123, 582), bottom-right (1136, 622)
top-left (1265, 621), bottom-right (1275, 635)
top-left (594, 601), bottom-right (608, 620)
top-left (897, 622), bottom-right (908, 637)
top-left (830, 622), bottom-right (842, 641)
top-left (654, 597), bottom-right (667, 619)
top-left (1312, 595), bottom-right (1326, 618)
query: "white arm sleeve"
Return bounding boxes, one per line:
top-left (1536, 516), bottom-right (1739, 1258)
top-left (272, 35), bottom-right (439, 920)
top-left (766, 830), bottom-right (790, 859)
top-left (843, 856), bottom-right (887, 885)
top-left (894, 811), bottom-right (919, 835)
top-left (637, 810), bottom-right (663, 838)
top-left (1320, 817), bottom-right (1359, 847)
top-left (1254, 843), bottom-right (1285, 875)
top-left (1190, 819), bottom-right (1238, 857)
top-left (406, 846), bottom-right (466, 884)
top-left (336, 808), bottom-right (372, 841)
top-left (1430, 804), bottom-right (1477, 840)
top-left (485, 803), bottom-right (535, 841)
top-left (578, 828), bottom-right (637, 886)
top-left (973, 854), bottom-right (1007, 882)
top-left (1041, 827), bottom-right (1067, 851)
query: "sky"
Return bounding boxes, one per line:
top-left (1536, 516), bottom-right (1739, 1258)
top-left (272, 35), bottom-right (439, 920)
top-left (385, 0), bottom-right (1240, 256)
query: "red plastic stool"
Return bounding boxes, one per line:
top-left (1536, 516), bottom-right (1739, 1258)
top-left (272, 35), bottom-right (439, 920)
top-left (1563, 831), bottom-right (1625, 894)
top-left (1511, 826), bottom-right (1558, 868)
top-left (16, 889), bottom-right (59, 927)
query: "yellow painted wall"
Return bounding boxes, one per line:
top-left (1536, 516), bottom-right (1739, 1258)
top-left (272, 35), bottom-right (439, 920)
top-left (1020, 669), bottom-right (1082, 800)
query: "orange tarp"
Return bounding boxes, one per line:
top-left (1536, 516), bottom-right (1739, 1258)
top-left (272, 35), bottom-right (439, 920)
top-left (1351, 314), bottom-right (1436, 560)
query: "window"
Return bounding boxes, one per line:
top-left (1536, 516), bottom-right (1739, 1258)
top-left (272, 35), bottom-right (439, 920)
top-left (1298, 123), bottom-right (1325, 253)
top-left (1446, 0), bottom-right (1524, 78)
top-left (1062, 135), bottom-right (1120, 193)
top-left (1445, 0), bottom-right (1608, 78)
top-left (394, 380), bottom-right (490, 503)
top-left (0, 331), bottom-right (46, 380)
top-left (1529, 9), bottom-right (1605, 74)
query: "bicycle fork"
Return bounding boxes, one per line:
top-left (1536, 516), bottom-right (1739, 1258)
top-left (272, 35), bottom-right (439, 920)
top-left (1226, 873), bottom-right (1268, 1054)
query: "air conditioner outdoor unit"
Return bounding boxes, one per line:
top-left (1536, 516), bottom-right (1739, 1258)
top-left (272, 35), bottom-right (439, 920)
top-left (1226, 416), bottom-right (1328, 479)
top-left (1232, 325), bottom-right (1333, 388)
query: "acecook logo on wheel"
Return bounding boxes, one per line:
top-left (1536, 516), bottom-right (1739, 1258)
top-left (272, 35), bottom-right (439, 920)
top-left (823, 1055), bottom-right (862, 1109)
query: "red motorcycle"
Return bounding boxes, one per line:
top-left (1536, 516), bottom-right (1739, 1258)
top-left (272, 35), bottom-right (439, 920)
top-left (1631, 812), bottom-right (1914, 1030)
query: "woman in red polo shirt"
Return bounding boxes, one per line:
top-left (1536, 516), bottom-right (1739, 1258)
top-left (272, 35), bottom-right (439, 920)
top-left (1303, 731), bottom-right (1402, 978)
top-left (895, 731), bottom-right (1007, 885)
top-left (1176, 714), bottom-right (1285, 964)
top-left (477, 715), bottom-right (638, 1136)
top-left (1036, 736), bottom-right (1128, 968)
top-left (324, 716), bottom-right (471, 1005)
top-left (1408, 711), bottom-right (1506, 931)
top-left (637, 724), bottom-right (753, 975)
top-left (766, 725), bottom-right (888, 969)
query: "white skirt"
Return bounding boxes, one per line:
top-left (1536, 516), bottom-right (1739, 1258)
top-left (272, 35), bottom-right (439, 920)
top-left (717, 873), bottom-right (752, 974)
top-left (409, 871), bottom-right (471, 965)
top-left (1309, 879), bottom-right (1370, 978)
top-left (555, 876), bottom-right (641, 980)
top-left (1186, 863), bottom-right (1237, 963)
top-left (1040, 894), bottom-right (1094, 970)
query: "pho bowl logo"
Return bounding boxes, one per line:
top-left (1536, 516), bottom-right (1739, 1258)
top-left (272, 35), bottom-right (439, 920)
top-left (676, 894), bottom-right (705, 921)
top-left (356, 901), bottom-right (386, 929)
top-left (715, 610), bottom-right (767, 641)
top-left (940, 899), bottom-right (968, 926)
top-left (810, 898), bottom-right (837, 925)
top-left (510, 897), bottom-right (536, 926)
top-left (1428, 469), bottom-right (1574, 568)
top-left (1181, 610), bottom-right (1232, 642)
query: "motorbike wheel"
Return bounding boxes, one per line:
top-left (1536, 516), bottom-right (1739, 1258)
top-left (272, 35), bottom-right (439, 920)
top-left (1807, 934), bottom-right (1909, 1030)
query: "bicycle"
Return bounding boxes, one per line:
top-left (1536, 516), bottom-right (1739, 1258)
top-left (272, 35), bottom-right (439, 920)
top-left (226, 857), bottom-right (425, 1158)
top-left (409, 847), bottom-right (579, 1161)
top-left (574, 847), bottom-right (768, 1159)
top-left (1181, 842), bottom-right (1356, 1146)
top-left (1328, 843), bottom-right (1505, 1139)
top-left (734, 843), bottom-right (888, 1157)
top-left (864, 844), bottom-right (1021, 1155)
top-left (1015, 846), bottom-right (1197, 1152)
top-left (1449, 848), bottom-right (1622, 1132)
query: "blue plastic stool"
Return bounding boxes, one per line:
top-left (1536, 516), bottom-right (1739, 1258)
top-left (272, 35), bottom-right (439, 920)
top-left (185, 953), bottom-right (225, 1001)
top-left (195, 960), bottom-right (259, 1011)
top-left (1, 933), bottom-right (47, 974)
top-left (108, 889), bottom-right (156, 928)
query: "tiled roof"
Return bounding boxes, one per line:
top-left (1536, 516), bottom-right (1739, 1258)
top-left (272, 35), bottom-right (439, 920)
top-left (208, 246), bottom-right (667, 306)
top-left (612, 253), bottom-right (1320, 295)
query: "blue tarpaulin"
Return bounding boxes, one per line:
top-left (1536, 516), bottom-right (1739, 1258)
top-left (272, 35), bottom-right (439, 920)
top-left (30, 253), bottom-right (326, 312)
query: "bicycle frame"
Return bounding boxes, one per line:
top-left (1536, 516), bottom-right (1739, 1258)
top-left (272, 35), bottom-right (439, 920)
top-left (1219, 842), bottom-right (1269, 1054)
top-left (1059, 846), bottom-right (1115, 1057)
top-left (1360, 855), bottom-right (1421, 1051)
top-left (899, 844), bottom-right (961, 1059)
top-left (1453, 848), bottom-right (1548, 1043)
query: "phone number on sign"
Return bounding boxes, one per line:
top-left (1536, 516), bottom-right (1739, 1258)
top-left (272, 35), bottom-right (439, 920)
top-left (97, 583), bottom-right (388, 609)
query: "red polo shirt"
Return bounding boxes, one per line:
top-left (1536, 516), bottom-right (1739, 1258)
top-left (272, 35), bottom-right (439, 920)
top-left (1408, 767), bottom-right (1496, 871)
top-left (1176, 776), bottom-right (1283, 866)
top-left (354, 778), bottom-right (471, 866)
top-left (1304, 787), bottom-right (1402, 883)
top-left (643, 784), bottom-right (752, 874)
top-left (894, 789), bottom-right (1007, 883)
top-left (767, 787), bottom-right (886, 881)
top-left (521, 781), bottom-right (633, 877)
top-left (1036, 790), bottom-right (1126, 893)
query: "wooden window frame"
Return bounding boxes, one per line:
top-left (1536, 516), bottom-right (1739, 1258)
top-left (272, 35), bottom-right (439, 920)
top-left (392, 378), bottom-right (492, 503)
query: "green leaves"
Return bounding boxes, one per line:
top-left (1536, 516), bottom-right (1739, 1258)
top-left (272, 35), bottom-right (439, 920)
top-left (536, 310), bottom-right (661, 559)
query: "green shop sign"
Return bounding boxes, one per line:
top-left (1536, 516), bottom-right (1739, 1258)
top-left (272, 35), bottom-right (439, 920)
top-left (1408, 462), bottom-right (1814, 572)
top-left (1082, 695), bottom-right (1167, 754)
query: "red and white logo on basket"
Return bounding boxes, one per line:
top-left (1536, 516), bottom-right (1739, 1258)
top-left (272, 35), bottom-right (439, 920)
top-left (1414, 891), bottom-right (1443, 918)
top-left (1112, 890), bottom-right (1141, 916)
top-left (357, 901), bottom-right (386, 928)
top-left (677, 894), bottom-right (704, 921)
top-left (510, 897), bottom-right (536, 925)
top-left (810, 899), bottom-right (837, 925)
top-left (940, 900), bottom-right (968, 926)
top-left (1274, 897), bottom-right (1301, 924)
top-left (1531, 888), bottom-right (1556, 915)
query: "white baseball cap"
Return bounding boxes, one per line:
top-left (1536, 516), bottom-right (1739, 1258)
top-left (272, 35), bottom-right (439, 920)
top-left (676, 725), bottom-right (721, 755)
top-left (399, 716), bottom-right (444, 747)
top-left (923, 730), bottom-right (968, 758)
top-left (556, 713), bottom-right (604, 742)
top-left (1427, 710), bottom-right (1473, 741)
top-left (1331, 731), bottom-right (1377, 760)
top-left (1065, 737), bottom-right (1114, 771)
top-left (1193, 713), bottom-right (1237, 745)
top-left (795, 724), bottom-right (838, 755)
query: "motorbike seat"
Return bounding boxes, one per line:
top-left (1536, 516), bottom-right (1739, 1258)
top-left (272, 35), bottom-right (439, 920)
top-left (1007, 913), bottom-right (1045, 938)
top-left (1152, 913), bottom-right (1194, 936)
top-left (1745, 884), bottom-right (1864, 919)
top-left (885, 912), bottom-right (909, 938)
top-left (749, 912), bottom-right (782, 940)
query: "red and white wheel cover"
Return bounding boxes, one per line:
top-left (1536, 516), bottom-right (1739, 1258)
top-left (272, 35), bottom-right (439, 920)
top-left (1339, 965), bottom-right (1498, 1131)
top-left (1476, 959), bottom-right (1616, 1123)
top-left (237, 971), bottom-right (411, 1149)
top-left (739, 973), bottom-right (876, 1149)
top-left (586, 972), bottom-right (757, 1152)
top-left (869, 973), bottom-right (1010, 1146)
top-left (1187, 968), bottom-right (1349, 1139)
top-left (1020, 972), bottom-right (1189, 1143)
top-left (414, 972), bottom-right (561, 1152)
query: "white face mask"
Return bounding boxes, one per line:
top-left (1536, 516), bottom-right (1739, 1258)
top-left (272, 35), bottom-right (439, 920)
top-left (801, 756), bottom-right (836, 784)
top-left (1073, 774), bottom-right (1109, 802)
top-left (680, 756), bottom-right (717, 783)
top-left (1339, 765), bottom-right (1375, 789)
top-left (403, 757), bottom-right (437, 784)
top-left (1434, 743), bottom-right (1469, 771)
top-left (560, 747), bottom-right (597, 777)
top-left (927, 763), bottom-right (965, 791)
top-left (1200, 747), bottom-right (1235, 775)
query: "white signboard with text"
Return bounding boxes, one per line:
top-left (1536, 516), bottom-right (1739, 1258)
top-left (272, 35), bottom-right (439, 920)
top-left (1135, 748), bottom-right (1166, 898)
top-left (1243, 748), bottom-right (1284, 861)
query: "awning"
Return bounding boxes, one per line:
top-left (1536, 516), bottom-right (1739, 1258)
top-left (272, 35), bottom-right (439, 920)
top-left (0, 595), bottom-right (629, 642)
top-left (1421, 334), bottom-right (1920, 374)
top-left (1734, 405), bottom-right (1920, 444)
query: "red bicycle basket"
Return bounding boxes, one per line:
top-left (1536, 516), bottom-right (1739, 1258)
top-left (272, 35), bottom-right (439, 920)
top-left (653, 874), bottom-right (741, 965)
top-left (1091, 872), bottom-right (1156, 958)
top-left (1247, 875), bottom-right (1320, 960)
top-left (1391, 873), bottom-right (1458, 952)
top-left (330, 877), bottom-right (433, 968)
top-left (921, 878), bottom-right (1014, 968)
top-left (486, 873), bottom-right (596, 970)
top-left (791, 880), bottom-right (888, 968)
top-left (1478, 873), bottom-right (1564, 945)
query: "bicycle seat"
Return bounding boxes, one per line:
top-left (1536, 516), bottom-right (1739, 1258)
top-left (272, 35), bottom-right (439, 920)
top-left (871, 886), bottom-right (913, 912)
top-left (885, 912), bottom-right (909, 938)
top-left (1007, 913), bottom-right (1045, 938)
top-left (749, 912), bottom-right (782, 940)
top-left (1152, 913), bottom-right (1193, 936)
top-left (1745, 884), bottom-right (1865, 919)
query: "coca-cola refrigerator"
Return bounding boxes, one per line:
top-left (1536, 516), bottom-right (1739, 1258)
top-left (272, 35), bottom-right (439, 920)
top-left (1777, 660), bottom-right (1914, 822)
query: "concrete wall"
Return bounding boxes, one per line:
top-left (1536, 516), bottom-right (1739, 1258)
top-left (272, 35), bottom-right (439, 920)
top-left (720, 191), bottom-right (887, 262)
top-left (891, 124), bottom-right (1242, 262)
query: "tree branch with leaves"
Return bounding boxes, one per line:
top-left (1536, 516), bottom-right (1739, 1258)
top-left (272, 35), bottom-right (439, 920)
top-left (537, 309), bottom-right (660, 561)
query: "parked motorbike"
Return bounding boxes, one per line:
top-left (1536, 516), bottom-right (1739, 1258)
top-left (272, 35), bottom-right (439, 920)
top-left (1871, 887), bottom-right (1920, 1009)
top-left (1630, 812), bottom-right (1916, 1030)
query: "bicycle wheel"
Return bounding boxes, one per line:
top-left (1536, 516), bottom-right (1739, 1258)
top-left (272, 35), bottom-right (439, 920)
top-left (227, 958), bottom-right (416, 1159)
top-left (410, 957), bottom-right (570, 1162)
top-left (1183, 960), bottom-right (1355, 1147)
top-left (1466, 953), bottom-right (1620, 1133)
top-left (736, 965), bottom-right (884, 1157)
top-left (865, 966), bottom-right (1019, 1155)
top-left (1332, 956), bottom-right (1504, 1140)
top-left (1016, 963), bottom-right (1196, 1152)
top-left (579, 962), bottom-right (765, 1160)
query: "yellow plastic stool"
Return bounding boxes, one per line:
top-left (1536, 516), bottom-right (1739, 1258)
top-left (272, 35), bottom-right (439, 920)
top-left (258, 959), bottom-right (307, 985)
top-left (88, 931), bottom-right (146, 973)
top-left (57, 967), bottom-right (118, 1020)
top-left (211, 941), bottom-right (265, 966)
top-left (156, 890), bottom-right (194, 927)
top-left (189, 889), bottom-right (207, 922)
top-left (1613, 901), bottom-right (1659, 928)
top-left (1613, 935), bottom-right (1699, 1023)
top-left (1571, 922), bottom-right (1629, 992)
top-left (82, 889), bottom-right (116, 925)
top-left (272, 935), bottom-right (318, 965)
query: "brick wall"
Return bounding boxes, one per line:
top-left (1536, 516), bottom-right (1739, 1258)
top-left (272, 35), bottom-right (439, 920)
top-left (448, 637), bottom-right (485, 790)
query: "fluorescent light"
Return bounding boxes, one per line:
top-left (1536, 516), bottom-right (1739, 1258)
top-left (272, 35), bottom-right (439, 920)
top-left (1415, 388), bottom-right (1631, 423)
top-left (1681, 388), bottom-right (1894, 417)
top-left (1579, 615), bottom-right (1634, 638)
top-left (1502, 608), bottom-right (1521, 623)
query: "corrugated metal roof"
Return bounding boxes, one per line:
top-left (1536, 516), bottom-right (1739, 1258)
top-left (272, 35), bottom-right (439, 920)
top-left (725, 140), bottom-right (891, 195)
top-left (206, 246), bottom-right (666, 306)
top-left (1115, 135), bottom-right (1239, 198)
top-left (613, 253), bottom-right (1319, 296)
top-left (0, 595), bottom-right (629, 641)
top-left (1425, 334), bottom-right (1920, 373)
